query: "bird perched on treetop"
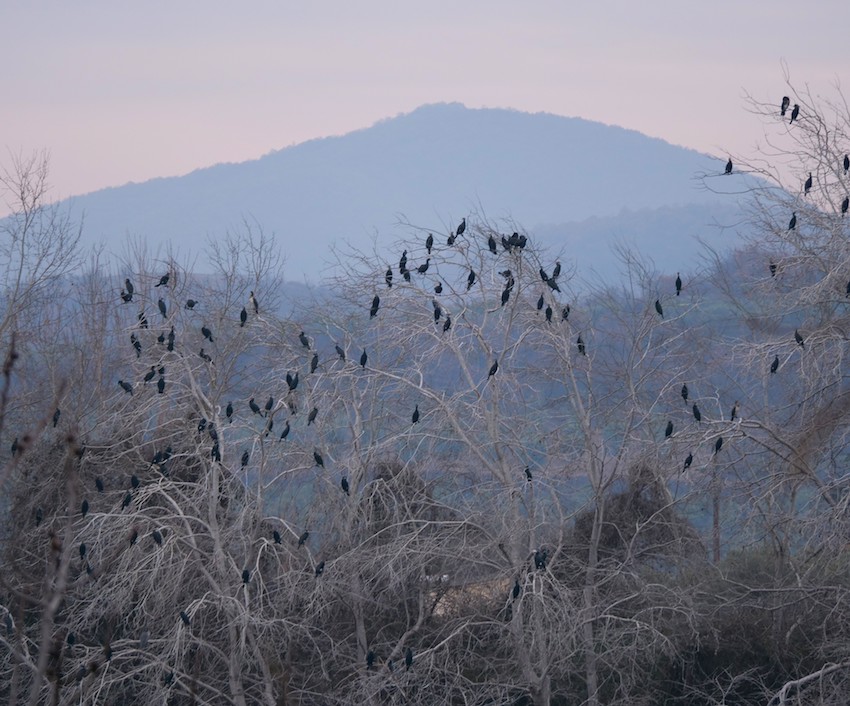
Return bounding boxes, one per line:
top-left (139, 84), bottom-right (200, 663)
top-left (675, 273), bottom-right (682, 296)
top-left (780, 96), bottom-right (790, 116)
top-left (655, 299), bottom-right (664, 318)
top-left (456, 217), bottom-right (466, 236)
top-left (804, 172), bottom-right (812, 195)
top-left (488, 360), bottom-right (499, 378)
top-left (725, 158), bottom-right (733, 174)
top-left (370, 295), bottom-right (380, 319)
top-left (249, 291), bottom-right (258, 315)
top-left (412, 404), bottom-right (420, 424)
top-left (790, 104), bottom-right (800, 124)
top-left (155, 273), bottom-right (169, 287)
top-left (240, 307), bottom-right (248, 327)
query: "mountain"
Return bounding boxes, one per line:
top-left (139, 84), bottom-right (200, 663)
top-left (62, 103), bottom-right (748, 281)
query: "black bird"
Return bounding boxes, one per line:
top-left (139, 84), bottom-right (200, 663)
top-left (367, 650), bottom-right (375, 669)
top-left (95, 477), bottom-right (104, 493)
top-left (665, 420), bottom-right (673, 439)
top-left (158, 298), bottom-right (167, 318)
top-left (467, 269), bottom-right (476, 291)
top-left (341, 477), bottom-right (350, 496)
top-left (249, 291), bottom-right (259, 315)
top-left (179, 610), bottom-right (190, 626)
top-left (545, 305), bottom-right (552, 323)
top-left (370, 295), bottom-right (380, 318)
top-left (562, 305), bottom-right (570, 321)
top-left (539, 267), bottom-right (549, 283)
top-left (403, 269), bottom-right (411, 282)
top-left (79, 543), bottom-right (86, 558)
top-left (730, 401), bottom-right (738, 421)
top-left (144, 366), bottom-right (156, 384)
top-left (769, 261), bottom-right (777, 277)
top-left (138, 311), bottom-right (148, 329)
top-left (456, 217), bottom-right (466, 236)
top-left (433, 300), bottom-right (442, 323)
top-left (265, 396), bottom-right (274, 414)
top-left (443, 315), bottom-right (452, 332)
top-left (226, 401), bottom-right (233, 421)
top-left (552, 261), bottom-right (561, 279)
top-left (447, 233), bottom-right (456, 246)
top-left (198, 418), bottom-right (207, 433)
top-left (121, 289), bottom-right (132, 303)
top-left (385, 266), bottom-right (393, 288)
top-left (795, 329), bottom-right (804, 347)
top-left (426, 233), bottom-right (434, 253)
top-left (157, 377), bottom-right (165, 394)
top-left (186, 298), bottom-right (197, 309)
top-left (307, 407), bottom-right (318, 425)
top-left (417, 258), bottom-right (430, 274)
top-left (152, 530), bottom-right (163, 546)
top-left (131, 333), bottom-right (142, 357)
top-left (501, 286), bottom-right (511, 306)
top-left (52, 407), bottom-right (61, 427)
top-left (405, 647), bottom-right (413, 671)
top-left (714, 437), bottom-right (723, 455)
top-left (488, 360), bottom-right (499, 378)
top-left (125, 278), bottom-right (135, 296)
top-left (681, 384), bottom-right (689, 402)
top-left (534, 548), bottom-right (548, 571)
top-left (198, 349), bottom-right (212, 364)
top-left (513, 579), bottom-right (521, 600)
top-left (788, 212), bottom-right (797, 231)
top-left (842, 196), bottom-right (849, 215)
top-left (692, 404), bottom-right (702, 422)
top-left (299, 331), bottom-right (310, 349)
top-left (547, 277), bottom-right (561, 293)
top-left (310, 352), bottom-right (319, 373)
top-left (273, 530), bottom-right (282, 544)
top-left (725, 158), bottom-right (733, 174)
top-left (434, 281), bottom-right (443, 294)
top-left (577, 334), bottom-right (586, 356)
top-left (683, 453), bottom-right (693, 471)
top-left (412, 404), bottom-right (420, 424)
top-left (399, 250), bottom-right (408, 273)
top-left (241, 450), bottom-right (249, 468)
top-left (360, 349), bottom-right (368, 368)
top-left (249, 397), bottom-right (261, 415)
top-left (118, 380), bottom-right (133, 395)
top-left (122, 492), bottom-right (132, 509)
top-left (155, 274), bottom-right (169, 287)
top-left (537, 293), bottom-right (544, 311)
top-left (844, 154), bottom-right (850, 174)
top-left (524, 466), bottom-right (532, 481)
top-left (298, 530), bottom-right (309, 547)
top-left (804, 172), bottom-right (813, 195)
top-left (315, 561), bottom-right (325, 577)
top-left (81, 499), bottom-right (89, 518)
top-left (313, 450), bottom-right (324, 467)
top-left (675, 273), bottom-right (682, 296)
top-left (790, 104), bottom-right (799, 124)
top-left (211, 442), bottom-right (221, 462)
top-left (201, 325), bottom-right (214, 342)
top-left (501, 235), bottom-right (511, 251)
top-left (167, 327), bottom-right (175, 351)
top-left (335, 344), bottom-right (345, 360)
top-left (488, 235), bottom-right (497, 254)
top-left (131, 474), bottom-right (140, 489)
top-left (242, 569), bottom-right (250, 584)
top-left (780, 96), bottom-right (790, 116)
top-left (655, 299), bottom-right (664, 318)
top-left (290, 372), bottom-right (299, 391)
top-left (240, 307), bottom-right (247, 327)
top-left (279, 421), bottom-right (290, 440)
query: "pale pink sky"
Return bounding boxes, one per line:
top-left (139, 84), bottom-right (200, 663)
top-left (1, 1), bottom-right (847, 209)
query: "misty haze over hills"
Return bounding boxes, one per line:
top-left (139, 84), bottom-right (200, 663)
top-left (61, 103), bottom-right (750, 282)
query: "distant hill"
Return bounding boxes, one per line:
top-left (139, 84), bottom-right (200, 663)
top-left (58, 103), bottom-right (750, 281)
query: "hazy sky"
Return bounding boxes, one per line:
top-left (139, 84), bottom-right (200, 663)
top-left (2, 1), bottom-right (847, 208)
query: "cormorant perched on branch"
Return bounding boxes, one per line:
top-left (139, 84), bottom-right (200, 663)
top-left (307, 407), bottom-right (318, 425)
top-left (121, 289), bottom-right (132, 303)
top-left (552, 261), bottom-right (561, 279)
top-left (443, 315), bottom-right (451, 332)
top-left (447, 233), bottom-right (456, 246)
top-left (795, 329), bottom-right (804, 348)
top-left (157, 377), bottom-right (165, 394)
top-left (241, 450), bottom-right (250, 468)
top-left (158, 298), bottom-right (167, 318)
top-left (456, 217), bottom-right (466, 236)
top-left (240, 307), bottom-right (247, 327)
top-left (714, 437), bottom-right (723, 455)
top-left (264, 396), bottom-right (273, 414)
top-left (385, 267), bottom-right (393, 288)
top-left (577, 335), bottom-right (586, 356)
top-left (725, 158), bottom-right (733, 175)
top-left (152, 530), bottom-right (163, 546)
top-left (412, 405), bottom-right (419, 424)
top-left (198, 349), bottom-right (212, 364)
top-left (125, 278), bottom-right (134, 297)
top-left (335, 344), bottom-right (345, 360)
top-left (537, 294), bottom-right (544, 311)
top-left (242, 569), bottom-right (250, 584)
top-left (367, 650), bottom-right (375, 669)
top-left (250, 291), bottom-right (258, 315)
top-left (131, 474), bottom-right (140, 489)
top-left (155, 274), bottom-right (169, 287)
top-left (780, 96), bottom-right (790, 116)
top-left (692, 404), bottom-right (701, 422)
top-left (167, 327), bottom-right (175, 351)
top-left (433, 300), bottom-right (442, 323)
top-left (665, 421), bottom-right (673, 439)
top-left (399, 250), bottom-right (407, 273)
top-left (315, 561), bottom-right (325, 577)
top-left (310, 353), bottom-right (319, 373)
top-left (226, 401), bottom-right (233, 422)
top-left (426, 233), bottom-right (433, 253)
top-left (341, 477), bottom-right (350, 496)
top-left (81, 499), bottom-right (89, 518)
top-left (405, 647), bottom-right (413, 671)
top-left (186, 299), bottom-right (197, 309)
top-left (417, 259), bottom-right (430, 274)
top-left (273, 530), bottom-right (282, 544)
top-left (299, 331), bottom-right (310, 349)
top-left (298, 530), bottom-right (309, 547)
top-left (655, 299), bottom-right (664, 318)
top-left (788, 212), bottom-right (797, 231)
top-left (804, 172), bottom-right (813, 195)
top-left (370, 295), bottom-right (380, 318)
top-left (562, 305), bottom-right (570, 321)
top-left (360, 350), bottom-right (368, 368)
top-left (118, 380), bottom-right (133, 395)
top-left (769, 261), bottom-right (777, 277)
top-left (79, 543), bottom-right (86, 558)
top-left (249, 397), bottom-right (261, 415)
top-left (790, 104), bottom-right (799, 124)
top-left (467, 269), bottom-right (476, 291)
top-left (842, 196), bottom-right (848, 215)
top-left (279, 420), bottom-right (290, 440)
top-left (313, 450), bottom-right (324, 467)
top-left (95, 477), bottom-right (104, 493)
top-left (534, 548), bottom-right (548, 570)
top-left (488, 235), bottom-right (497, 254)
top-left (179, 610), bottom-right (190, 625)
top-left (675, 273), bottom-right (682, 296)
top-left (683, 453), bottom-right (693, 471)
top-left (545, 305), bottom-right (552, 323)
top-left (435, 281), bottom-right (443, 294)
top-left (144, 366), bottom-right (156, 384)
top-left (131, 334), bottom-right (142, 357)
top-left (138, 311), bottom-right (148, 329)
top-left (681, 384), bottom-right (689, 402)
top-left (524, 466), bottom-right (532, 481)
top-left (122, 492), bottom-right (132, 509)
top-left (488, 360), bottom-right (499, 378)
top-left (201, 326), bottom-right (214, 342)
top-left (539, 267), bottom-right (549, 283)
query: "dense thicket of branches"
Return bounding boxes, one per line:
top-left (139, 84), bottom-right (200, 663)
top-left (2, 78), bottom-right (850, 705)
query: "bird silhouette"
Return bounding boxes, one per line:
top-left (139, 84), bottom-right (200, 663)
top-left (81, 499), bottom-right (89, 518)
top-left (412, 405), bottom-right (420, 424)
top-left (769, 261), bottom-right (777, 277)
top-left (467, 269), bottom-right (476, 291)
top-left (242, 569), bottom-right (250, 584)
top-left (131, 333), bottom-right (142, 357)
top-left (370, 295), bottom-right (380, 318)
top-left (315, 561), bottom-right (325, 577)
top-left (552, 261), bottom-right (561, 279)
top-left (417, 259), bottom-right (430, 274)
top-left (456, 217), bottom-right (466, 236)
top-left (265, 396), bottom-right (274, 414)
top-left (665, 420), bottom-right (673, 439)
top-left (681, 384), bottom-right (688, 402)
top-left (545, 305), bottom-right (552, 323)
top-left (488, 360), bottom-right (499, 378)
top-left (692, 404), bottom-right (701, 422)
top-left (249, 397), bottom-right (261, 415)
top-left (273, 530), bottom-right (282, 544)
top-left (771, 355), bottom-right (779, 374)
top-left (539, 267), bottom-right (549, 283)
top-left (488, 235), bottom-right (497, 254)
top-left (730, 401), bottom-right (738, 421)
top-left (240, 307), bottom-right (247, 327)
top-left (298, 530), bottom-right (309, 547)
top-left (335, 344), bottom-right (345, 360)
top-left (443, 315), bottom-right (452, 332)
top-left (95, 477), bottom-right (104, 492)
top-left (122, 492), bottom-right (132, 509)
top-left (158, 298), bottom-right (167, 318)
top-left (201, 326), bottom-right (214, 342)
top-left (138, 311), bottom-right (148, 329)
top-left (152, 530), bottom-right (163, 546)
top-left (804, 172), bottom-right (812, 195)
top-left (562, 305), bottom-right (570, 321)
top-left (426, 233), bottom-right (434, 253)
top-left (131, 474), bottom-right (140, 489)
top-left (125, 278), bottom-right (134, 296)
top-left (844, 154), bottom-right (849, 174)
top-left (118, 380), bottom-right (133, 395)
top-left (842, 196), bottom-right (848, 215)
top-left (307, 407), bottom-right (318, 425)
top-left (385, 267), bottom-right (393, 288)
top-left (725, 158), bottom-right (733, 174)
top-left (795, 329), bottom-right (804, 347)
top-left (435, 281), bottom-right (443, 294)
top-left (655, 299), bottom-right (664, 318)
top-left (186, 299), bottom-right (197, 309)
top-left (367, 650), bottom-right (375, 669)
top-left (788, 212), bottom-right (797, 231)
top-left (341, 477), bottom-right (350, 495)
top-left (675, 273), bottom-right (682, 296)
top-left (537, 294), bottom-right (544, 311)
top-left (360, 350), bottom-right (368, 368)
top-left (157, 377), bottom-right (165, 394)
top-left (143, 366), bottom-right (156, 384)
top-left (501, 287), bottom-right (511, 306)
top-left (405, 647), bottom-right (413, 671)
top-left (780, 96), bottom-right (790, 116)
top-left (683, 453), bottom-right (693, 471)
top-left (279, 421), bottom-right (290, 440)
top-left (432, 300), bottom-right (442, 323)
top-left (226, 401), bottom-right (233, 421)
top-left (155, 274), bottom-right (169, 287)
top-left (249, 291), bottom-right (258, 315)
top-left (310, 353), bottom-right (319, 373)
top-left (313, 450), bottom-right (324, 467)
top-left (179, 610), bottom-right (190, 625)
top-left (790, 104), bottom-right (799, 123)
top-left (524, 466), bottom-right (532, 481)
top-left (577, 335), bottom-right (586, 356)
top-left (241, 450), bottom-right (250, 468)
top-left (299, 331), bottom-right (310, 348)
top-left (714, 437), bottom-right (723, 455)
